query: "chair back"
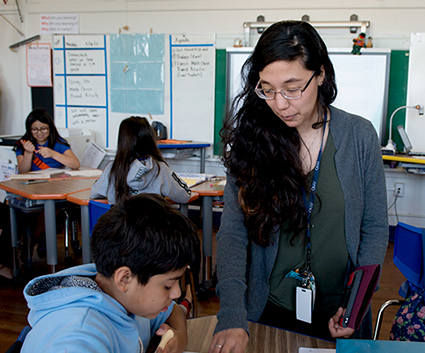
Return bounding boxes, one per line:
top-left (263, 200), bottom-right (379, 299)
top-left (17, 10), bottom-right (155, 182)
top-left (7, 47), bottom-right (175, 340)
top-left (393, 222), bottom-right (425, 291)
top-left (88, 200), bottom-right (111, 235)
top-left (5, 326), bottom-right (31, 353)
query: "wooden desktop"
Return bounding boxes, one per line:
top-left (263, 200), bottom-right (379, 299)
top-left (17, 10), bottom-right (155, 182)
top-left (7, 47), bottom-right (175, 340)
top-left (185, 316), bottom-right (336, 353)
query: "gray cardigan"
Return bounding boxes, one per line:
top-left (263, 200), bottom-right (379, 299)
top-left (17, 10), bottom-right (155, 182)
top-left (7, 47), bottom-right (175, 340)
top-left (214, 106), bottom-right (389, 334)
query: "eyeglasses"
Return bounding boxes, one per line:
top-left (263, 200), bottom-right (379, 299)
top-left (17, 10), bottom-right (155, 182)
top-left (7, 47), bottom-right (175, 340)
top-left (254, 71), bottom-right (317, 100)
top-left (31, 127), bottom-right (49, 133)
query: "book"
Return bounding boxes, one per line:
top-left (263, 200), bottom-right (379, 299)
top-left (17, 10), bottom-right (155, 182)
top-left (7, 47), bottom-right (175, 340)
top-left (177, 173), bottom-right (216, 187)
top-left (337, 339), bottom-right (425, 352)
top-left (9, 166), bottom-right (102, 180)
top-left (339, 264), bottom-right (381, 330)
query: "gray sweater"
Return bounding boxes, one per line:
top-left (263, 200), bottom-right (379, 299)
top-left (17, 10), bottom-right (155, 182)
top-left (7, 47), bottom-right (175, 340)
top-left (215, 106), bottom-right (389, 334)
top-left (90, 157), bottom-right (191, 204)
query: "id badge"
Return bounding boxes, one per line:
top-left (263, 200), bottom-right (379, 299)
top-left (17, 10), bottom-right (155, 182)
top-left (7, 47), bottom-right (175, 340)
top-left (296, 286), bottom-right (313, 323)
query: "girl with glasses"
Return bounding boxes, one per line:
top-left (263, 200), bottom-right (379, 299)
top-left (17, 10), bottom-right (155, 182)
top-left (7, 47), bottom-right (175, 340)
top-left (13, 108), bottom-right (80, 173)
top-left (210, 21), bottom-right (388, 352)
top-left (12, 108), bottom-right (80, 260)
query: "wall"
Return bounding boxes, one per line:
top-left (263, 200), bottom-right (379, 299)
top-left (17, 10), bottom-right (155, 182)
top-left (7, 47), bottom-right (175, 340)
top-left (386, 169), bottom-right (425, 228)
top-left (1, 1), bottom-right (425, 137)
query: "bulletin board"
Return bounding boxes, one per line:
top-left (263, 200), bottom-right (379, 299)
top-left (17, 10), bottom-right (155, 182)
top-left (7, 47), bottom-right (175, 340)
top-left (226, 47), bottom-right (391, 145)
top-left (53, 34), bottom-right (216, 150)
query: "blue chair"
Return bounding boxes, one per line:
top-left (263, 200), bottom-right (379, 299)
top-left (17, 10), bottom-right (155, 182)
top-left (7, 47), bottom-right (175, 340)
top-left (373, 222), bottom-right (425, 339)
top-left (5, 326), bottom-right (31, 353)
top-left (88, 200), bottom-right (111, 235)
top-left (393, 222), bottom-right (425, 294)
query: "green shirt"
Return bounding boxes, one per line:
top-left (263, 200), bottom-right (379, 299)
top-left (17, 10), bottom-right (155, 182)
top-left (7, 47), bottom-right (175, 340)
top-left (268, 133), bottom-right (349, 318)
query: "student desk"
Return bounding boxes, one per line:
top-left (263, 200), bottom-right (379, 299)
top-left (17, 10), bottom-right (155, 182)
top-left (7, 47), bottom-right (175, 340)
top-left (66, 189), bottom-right (199, 264)
top-left (185, 316), bottom-right (336, 353)
top-left (0, 178), bottom-right (97, 274)
top-left (191, 178), bottom-right (226, 289)
top-left (66, 190), bottom-right (107, 264)
top-left (157, 141), bottom-right (210, 173)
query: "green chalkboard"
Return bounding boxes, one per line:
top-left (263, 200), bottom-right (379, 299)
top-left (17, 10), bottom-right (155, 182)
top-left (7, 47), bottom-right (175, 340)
top-left (214, 49), bottom-right (227, 156)
top-left (385, 50), bottom-right (410, 152)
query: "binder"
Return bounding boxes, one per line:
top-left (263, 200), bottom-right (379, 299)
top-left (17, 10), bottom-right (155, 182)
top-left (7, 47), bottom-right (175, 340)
top-left (337, 339), bottom-right (425, 352)
top-left (339, 264), bottom-right (381, 330)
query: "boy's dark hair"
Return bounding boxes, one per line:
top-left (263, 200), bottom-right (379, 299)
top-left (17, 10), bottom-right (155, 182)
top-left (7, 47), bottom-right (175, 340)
top-left (91, 193), bottom-right (199, 285)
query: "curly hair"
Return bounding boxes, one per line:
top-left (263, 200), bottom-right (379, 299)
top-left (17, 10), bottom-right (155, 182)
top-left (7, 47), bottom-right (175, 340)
top-left (221, 21), bottom-right (337, 246)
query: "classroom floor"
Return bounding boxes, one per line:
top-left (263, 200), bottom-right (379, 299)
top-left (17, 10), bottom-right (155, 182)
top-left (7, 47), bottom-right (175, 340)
top-left (0, 226), bottom-right (405, 349)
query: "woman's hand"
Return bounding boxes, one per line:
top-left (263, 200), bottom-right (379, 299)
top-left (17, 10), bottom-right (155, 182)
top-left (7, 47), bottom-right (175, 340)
top-left (328, 307), bottom-right (355, 338)
top-left (208, 328), bottom-right (248, 353)
top-left (21, 139), bottom-right (35, 154)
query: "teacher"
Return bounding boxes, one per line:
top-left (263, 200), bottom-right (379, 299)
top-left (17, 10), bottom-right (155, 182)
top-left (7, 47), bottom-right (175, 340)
top-left (210, 20), bottom-right (388, 353)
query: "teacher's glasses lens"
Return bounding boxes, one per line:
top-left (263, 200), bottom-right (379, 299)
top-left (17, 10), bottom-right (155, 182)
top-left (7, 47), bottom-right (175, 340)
top-left (254, 71), bottom-right (316, 100)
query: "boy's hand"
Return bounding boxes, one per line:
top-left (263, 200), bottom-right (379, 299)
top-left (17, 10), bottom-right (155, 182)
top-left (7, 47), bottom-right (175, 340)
top-left (155, 324), bottom-right (186, 353)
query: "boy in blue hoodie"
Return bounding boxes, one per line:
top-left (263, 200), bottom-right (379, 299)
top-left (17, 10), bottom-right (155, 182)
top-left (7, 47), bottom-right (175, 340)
top-left (21, 193), bottom-right (199, 353)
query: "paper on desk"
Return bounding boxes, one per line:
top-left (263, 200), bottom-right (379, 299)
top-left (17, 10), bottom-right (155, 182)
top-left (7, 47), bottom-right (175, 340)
top-left (177, 173), bottom-right (216, 187)
top-left (9, 168), bottom-right (67, 179)
top-left (65, 167), bottom-right (103, 177)
top-left (9, 166), bottom-right (102, 179)
top-left (299, 348), bottom-right (336, 353)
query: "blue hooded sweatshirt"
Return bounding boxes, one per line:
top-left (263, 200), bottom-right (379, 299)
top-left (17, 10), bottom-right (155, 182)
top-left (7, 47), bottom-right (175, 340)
top-left (21, 264), bottom-right (174, 353)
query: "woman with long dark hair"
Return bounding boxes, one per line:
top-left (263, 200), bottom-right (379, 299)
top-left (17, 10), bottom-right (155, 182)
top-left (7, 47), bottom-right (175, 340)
top-left (90, 116), bottom-right (191, 205)
top-left (14, 108), bottom-right (80, 173)
top-left (210, 21), bottom-right (388, 353)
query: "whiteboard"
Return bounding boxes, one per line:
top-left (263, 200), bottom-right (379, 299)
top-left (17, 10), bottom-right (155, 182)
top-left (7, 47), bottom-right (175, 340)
top-left (406, 33), bottom-right (425, 152)
top-left (53, 34), bottom-right (216, 151)
top-left (226, 47), bottom-right (391, 145)
top-left (170, 34), bottom-right (216, 142)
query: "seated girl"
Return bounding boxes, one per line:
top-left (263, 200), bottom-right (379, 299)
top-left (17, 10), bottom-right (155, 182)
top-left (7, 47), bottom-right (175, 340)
top-left (90, 116), bottom-right (191, 204)
top-left (14, 108), bottom-right (80, 173)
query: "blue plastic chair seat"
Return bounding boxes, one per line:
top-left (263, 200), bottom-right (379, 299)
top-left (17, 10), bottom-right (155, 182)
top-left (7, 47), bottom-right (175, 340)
top-left (88, 200), bottom-right (111, 235)
top-left (393, 222), bottom-right (425, 292)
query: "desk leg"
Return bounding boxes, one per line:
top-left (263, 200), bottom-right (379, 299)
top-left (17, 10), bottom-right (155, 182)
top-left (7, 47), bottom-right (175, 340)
top-left (80, 205), bottom-right (91, 264)
top-left (200, 148), bottom-right (206, 173)
top-left (180, 203), bottom-right (189, 217)
top-left (44, 200), bottom-right (57, 273)
top-left (202, 196), bottom-right (213, 288)
top-left (9, 206), bottom-right (20, 278)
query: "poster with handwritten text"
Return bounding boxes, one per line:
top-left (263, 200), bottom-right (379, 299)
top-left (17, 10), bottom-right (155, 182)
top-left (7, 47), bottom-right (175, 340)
top-left (170, 34), bottom-right (215, 142)
top-left (53, 35), bottom-right (109, 147)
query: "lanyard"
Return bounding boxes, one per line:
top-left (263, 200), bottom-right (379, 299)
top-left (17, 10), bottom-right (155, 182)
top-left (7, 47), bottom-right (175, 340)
top-left (304, 115), bottom-right (327, 272)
